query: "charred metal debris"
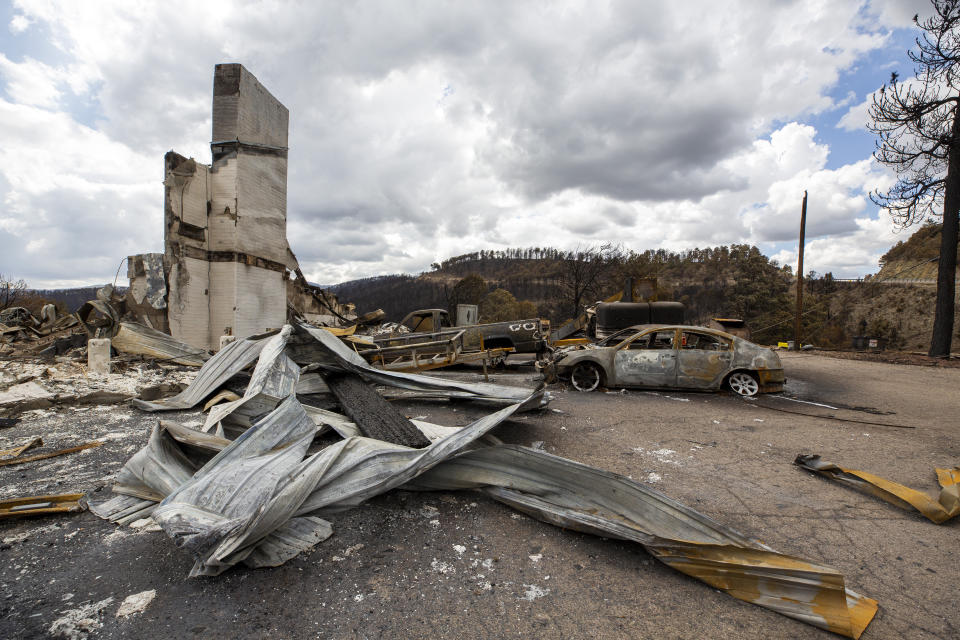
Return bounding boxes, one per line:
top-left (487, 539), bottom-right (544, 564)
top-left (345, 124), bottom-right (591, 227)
top-left (796, 454), bottom-right (960, 524)
top-left (78, 322), bottom-right (877, 638)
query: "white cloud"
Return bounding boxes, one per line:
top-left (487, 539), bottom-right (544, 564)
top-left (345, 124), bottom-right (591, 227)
top-left (0, 98), bottom-right (158, 286)
top-left (9, 14), bottom-right (31, 34)
top-left (0, 53), bottom-right (67, 108)
top-left (0, 0), bottom-right (928, 287)
top-left (863, 0), bottom-right (930, 28)
top-left (772, 215), bottom-right (906, 278)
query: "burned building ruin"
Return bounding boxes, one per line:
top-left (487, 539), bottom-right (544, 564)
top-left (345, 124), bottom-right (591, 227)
top-left (126, 64), bottom-right (352, 351)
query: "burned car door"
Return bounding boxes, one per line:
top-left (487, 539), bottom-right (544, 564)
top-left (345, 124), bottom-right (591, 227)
top-left (677, 331), bottom-right (733, 389)
top-left (613, 329), bottom-right (678, 387)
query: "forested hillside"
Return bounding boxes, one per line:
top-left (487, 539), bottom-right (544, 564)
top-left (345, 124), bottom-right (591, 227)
top-left (332, 229), bottom-right (957, 351)
top-left (332, 244), bottom-right (797, 342)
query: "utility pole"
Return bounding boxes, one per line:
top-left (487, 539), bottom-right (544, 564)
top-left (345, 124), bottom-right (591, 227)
top-left (794, 191), bottom-right (807, 352)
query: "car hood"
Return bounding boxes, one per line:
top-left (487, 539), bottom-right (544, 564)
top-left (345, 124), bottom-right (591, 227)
top-left (555, 347), bottom-right (610, 366)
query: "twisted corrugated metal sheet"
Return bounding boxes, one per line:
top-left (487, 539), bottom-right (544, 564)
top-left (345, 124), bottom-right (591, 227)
top-left (96, 323), bottom-right (876, 637)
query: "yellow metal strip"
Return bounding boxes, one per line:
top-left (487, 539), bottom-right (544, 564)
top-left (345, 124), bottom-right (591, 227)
top-left (319, 325), bottom-right (357, 337)
top-left (649, 543), bottom-right (877, 639)
top-left (796, 455), bottom-right (960, 524)
top-left (0, 436), bottom-right (42, 459)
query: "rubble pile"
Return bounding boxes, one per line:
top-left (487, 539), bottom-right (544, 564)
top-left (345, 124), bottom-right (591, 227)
top-left (0, 304), bottom-right (81, 359)
top-left (0, 359), bottom-right (194, 415)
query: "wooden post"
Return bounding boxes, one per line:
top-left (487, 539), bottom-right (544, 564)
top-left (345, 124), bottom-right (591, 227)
top-left (794, 191), bottom-right (807, 351)
top-left (481, 335), bottom-right (489, 381)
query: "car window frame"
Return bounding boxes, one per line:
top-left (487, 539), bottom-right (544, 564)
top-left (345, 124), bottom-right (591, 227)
top-left (617, 328), bottom-right (678, 351)
top-left (680, 330), bottom-right (732, 352)
top-left (597, 327), bottom-right (643, 347)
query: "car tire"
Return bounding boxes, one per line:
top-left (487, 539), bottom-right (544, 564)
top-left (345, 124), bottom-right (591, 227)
top-left (727, 371), bottom-right (760, 397)
top-left (570, 362), bottom-right (603, 392)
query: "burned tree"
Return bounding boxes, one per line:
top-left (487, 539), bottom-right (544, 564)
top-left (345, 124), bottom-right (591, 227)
top-left (446, 274), bottom-right (488, 315)
top-left (558, 244), bottom-right (621, 318)
top-left (0, 274), bottom-right (27, 311)
top-left (869, 1), bottom-right (960, 357)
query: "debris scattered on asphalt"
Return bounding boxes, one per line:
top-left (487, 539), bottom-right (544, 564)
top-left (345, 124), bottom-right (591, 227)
top-left (0, 493), bottom-right (87, 519)
top-left (0, 435), bottom-right (42, 459)
top-left (83, 321), bottom-right (876, 638)
top-left (795, 454), bottom-right (960, 523)
top-left (0, 440), bottom-right (102, 468)
top-left (49, 597), bottom-right (114, 639)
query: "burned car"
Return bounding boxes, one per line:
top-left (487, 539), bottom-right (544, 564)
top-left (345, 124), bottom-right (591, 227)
top-left (553, 325), bottom-right (784, 397)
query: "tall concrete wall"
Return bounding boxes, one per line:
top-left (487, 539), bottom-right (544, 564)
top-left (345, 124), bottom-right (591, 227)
top-left (164, 64), bottom-right (290, 350)
top-left (212, 63), bottom-right (289, 149)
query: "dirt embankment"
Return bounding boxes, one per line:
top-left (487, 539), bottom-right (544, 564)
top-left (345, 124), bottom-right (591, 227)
top-left (825, 283), bottom-right (943, 351)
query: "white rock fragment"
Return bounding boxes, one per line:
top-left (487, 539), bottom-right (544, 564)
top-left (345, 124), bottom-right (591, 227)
top-left (49, 597), bottom-right (114, 639)
top-left (130, 518), bottom-right (163, 533)
top-left (431, 559), bottom-right (455, 574)
top-left (102, 529), bottom-right (129, 545)
top-left (332, 543), bottom-right (365, 561)
top-left (3, 523), bottom-right (59, 545)
top-left (520, 584), bottom-right (550, 601)
top-left (453, 544), bottom-right (466, 555)
top-left (116, 590), bottom-right (156, 618)
top-left (528, 554), bottom-right (542, 563)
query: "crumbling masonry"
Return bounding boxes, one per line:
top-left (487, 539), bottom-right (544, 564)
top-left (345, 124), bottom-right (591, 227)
top-left (127, 64), bottom-right (352, 351)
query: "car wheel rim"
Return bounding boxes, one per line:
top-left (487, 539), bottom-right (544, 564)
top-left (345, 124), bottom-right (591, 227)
top-left (730, 373), bottom-right (758, 397)
top-left (571, 364), bottom-right (600, 392)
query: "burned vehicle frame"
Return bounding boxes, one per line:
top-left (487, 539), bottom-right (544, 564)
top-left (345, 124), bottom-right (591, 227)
top-left (552, 324), bottom-right (784, 396)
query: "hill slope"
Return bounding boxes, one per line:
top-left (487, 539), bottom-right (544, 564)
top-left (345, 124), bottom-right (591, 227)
top-left (876, 222), bottom-right (959, 281)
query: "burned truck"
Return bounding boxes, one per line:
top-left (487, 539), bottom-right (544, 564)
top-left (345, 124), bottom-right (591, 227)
top-left (379, 308), bottom-right (548, 355)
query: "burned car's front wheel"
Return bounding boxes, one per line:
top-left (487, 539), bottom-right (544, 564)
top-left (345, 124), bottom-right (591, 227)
top-left (727, 371), bottom-right (759, 397)
top-left (570, 362), bottom-right (603, 392)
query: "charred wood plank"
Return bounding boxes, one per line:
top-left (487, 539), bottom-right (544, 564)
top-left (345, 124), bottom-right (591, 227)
top-left (322, 372), bottom-right (430, 448)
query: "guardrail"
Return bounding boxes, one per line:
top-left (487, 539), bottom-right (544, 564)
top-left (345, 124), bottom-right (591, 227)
top-left (830, 278), bottom-right (954, 285)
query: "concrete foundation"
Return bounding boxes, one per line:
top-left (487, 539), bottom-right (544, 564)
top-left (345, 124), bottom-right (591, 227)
top-left (88, 339), bottom-right (111, 375)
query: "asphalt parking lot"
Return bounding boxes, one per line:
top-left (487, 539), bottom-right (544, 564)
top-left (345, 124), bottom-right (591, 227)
top-left (1, 352), bottom-right (958, 639)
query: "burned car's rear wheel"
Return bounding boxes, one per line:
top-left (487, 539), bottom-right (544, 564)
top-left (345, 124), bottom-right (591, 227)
top-left (728, 371), bottom-right (759, 397)
top-left (570, 362), bottom-right (603, 392)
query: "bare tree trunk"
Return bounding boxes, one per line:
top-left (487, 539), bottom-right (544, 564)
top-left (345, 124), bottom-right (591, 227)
top-left (930, 104), bottom-right (960, 357)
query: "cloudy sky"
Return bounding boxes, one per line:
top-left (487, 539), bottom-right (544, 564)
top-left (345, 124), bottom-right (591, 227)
top-left (0, 0), bottom-right (937, 288)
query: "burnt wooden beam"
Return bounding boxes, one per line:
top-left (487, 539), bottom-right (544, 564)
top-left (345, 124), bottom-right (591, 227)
top-left (322, 372), bottom-right (431, 448)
